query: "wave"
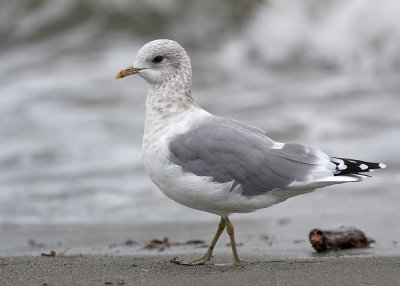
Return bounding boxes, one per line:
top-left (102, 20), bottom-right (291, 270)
top-left (243, 0), bottom-right (400, 73)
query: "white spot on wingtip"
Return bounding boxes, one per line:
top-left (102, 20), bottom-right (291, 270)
top-left (272, 142), bottom-right (285, 150)
top-left (338, 164), bottom-right (347, 170)
top-left (359, 164), bottom-right (368, 170)
top-left (379, 163), bottom-right (387, 169)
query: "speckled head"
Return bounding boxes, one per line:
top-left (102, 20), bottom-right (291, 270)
top-left (116, 39), bottom-right (192, 88)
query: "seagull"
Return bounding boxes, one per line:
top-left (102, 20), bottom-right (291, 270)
top-left (115, 39), bottom-right (386, 266)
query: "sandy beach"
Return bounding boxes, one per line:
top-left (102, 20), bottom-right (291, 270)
top-left (1, 221), bottom-right (400, 285)
top-left (2, 255), bottom-right (400, 286)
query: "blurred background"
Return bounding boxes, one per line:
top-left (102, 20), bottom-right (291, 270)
top-left (0, 0), bottom-right (399, 245)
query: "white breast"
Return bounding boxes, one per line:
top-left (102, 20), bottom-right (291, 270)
top-left (141, 107), bottom-right (286, 216)
top-left (142, 107), bottom-right (219, 208)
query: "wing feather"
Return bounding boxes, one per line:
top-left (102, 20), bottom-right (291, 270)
top-left (168, 116), bottom-right (334, 196)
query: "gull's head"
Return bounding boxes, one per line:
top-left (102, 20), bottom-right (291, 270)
top-left (115, 39), bottom-right (192, 86)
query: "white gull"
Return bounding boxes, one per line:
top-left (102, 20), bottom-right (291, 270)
top-left (115, 39), bottom-right (386, 266)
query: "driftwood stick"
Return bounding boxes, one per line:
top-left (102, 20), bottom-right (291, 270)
top-left (309, 226), bottom-right (375, 252)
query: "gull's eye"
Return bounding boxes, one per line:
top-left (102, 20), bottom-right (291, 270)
top-left (152, 55), bottom-right (164, 63)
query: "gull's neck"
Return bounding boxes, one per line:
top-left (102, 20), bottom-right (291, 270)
top-left (144, 78), bottom-right (198, 136)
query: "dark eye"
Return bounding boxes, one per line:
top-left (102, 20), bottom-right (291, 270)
top-left (152, 55), bottom-right (164, 63)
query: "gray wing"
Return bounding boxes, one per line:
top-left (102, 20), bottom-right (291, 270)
top-left (168, 117), bottom-right (331, 196)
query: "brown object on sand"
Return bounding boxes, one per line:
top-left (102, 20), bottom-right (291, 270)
top-left (144, 238), bottom-right (205, 251)
top-left (309, 226), bottom-right (375, 252)
top-left (145, 238), bottom-right (171, 250)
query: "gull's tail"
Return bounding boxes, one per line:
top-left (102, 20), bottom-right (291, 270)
top-left (331, 157), bottom-right (386, 176)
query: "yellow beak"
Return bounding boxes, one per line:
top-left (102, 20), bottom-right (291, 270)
top-left (115, 66), bottom-right (144, 79)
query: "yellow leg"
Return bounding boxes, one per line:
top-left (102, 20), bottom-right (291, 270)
top-left (173, 217), bottom-right (226, 266)
top-left (224, 216), bottom-right (241, 266)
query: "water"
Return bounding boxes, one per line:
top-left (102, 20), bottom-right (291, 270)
top-left (0, 0), bottom-right (399, 226)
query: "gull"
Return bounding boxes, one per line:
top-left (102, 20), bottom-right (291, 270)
top-left (115, 39), bottom-right (386, 266)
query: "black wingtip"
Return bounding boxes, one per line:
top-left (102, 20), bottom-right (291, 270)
top-left (331, 157), bottom-right (386, 176)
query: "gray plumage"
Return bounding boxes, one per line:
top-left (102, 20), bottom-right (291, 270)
top-left (168, 116), bottom-right (329, 196)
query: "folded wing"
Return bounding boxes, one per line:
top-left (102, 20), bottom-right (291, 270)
top-left (168, 116), bottom-right (384, 196)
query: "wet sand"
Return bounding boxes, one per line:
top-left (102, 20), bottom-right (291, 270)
top-left (1, 255), bottom-right (400, 286)
top-left (1, 221), bottom-right (400, 285)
